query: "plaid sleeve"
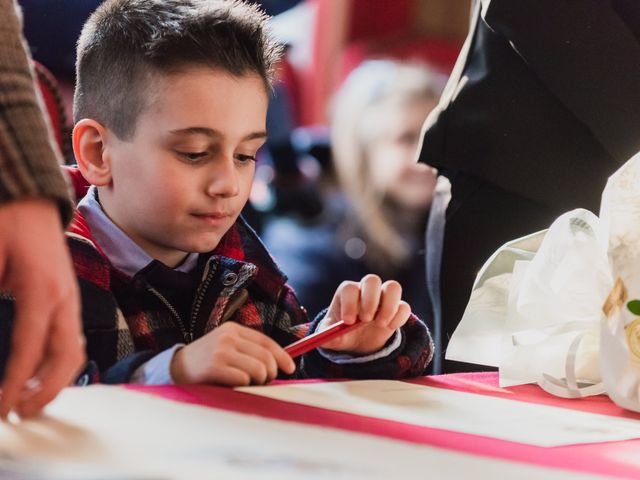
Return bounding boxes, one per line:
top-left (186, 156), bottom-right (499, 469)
top-left (301, 311), bottom-right (434, 380)
top-left (0, 0), bottom-right (72, 225)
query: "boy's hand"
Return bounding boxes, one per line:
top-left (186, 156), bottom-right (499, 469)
top-left (318, 274), bottom-right (411, 355)
top-left (170, 322), bottom-right (296, 386)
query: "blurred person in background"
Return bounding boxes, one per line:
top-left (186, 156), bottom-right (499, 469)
top-left (263, 60), bottom-right (445, 356)
top-left (419, 0), bottom-right (640, 372)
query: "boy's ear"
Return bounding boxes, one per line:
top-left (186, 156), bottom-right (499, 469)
top-left (72, 119), bottom-right (113, 186)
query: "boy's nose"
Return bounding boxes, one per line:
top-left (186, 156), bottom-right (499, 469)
top-left (205, 155), bottom-right (240, 198)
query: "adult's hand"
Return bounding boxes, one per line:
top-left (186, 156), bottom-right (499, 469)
top-left (0, 199), bottom-right (85, 419)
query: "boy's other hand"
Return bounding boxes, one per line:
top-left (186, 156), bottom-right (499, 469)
top-left (0, 199), bottom-right (85, 420)
top-left (319, 274), bottom-right (411, 354)
top-left (170, 322), bottom-right (296, 386)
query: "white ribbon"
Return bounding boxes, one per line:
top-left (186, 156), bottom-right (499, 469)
top-left (537, 331), bottom-right (605, 398)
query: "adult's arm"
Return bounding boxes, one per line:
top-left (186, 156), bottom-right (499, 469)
top-left (0, 0), bottom-right (83, 419)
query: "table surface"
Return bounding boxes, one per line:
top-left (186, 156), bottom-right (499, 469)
top-left (127, 372), bottom-right (640, 479)
top-left (0, 372), bottom-right (637, 478)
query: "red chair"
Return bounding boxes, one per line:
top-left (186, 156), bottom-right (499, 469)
top-left (34, 61), bottom-right (72, 163)
top-left (62, 165), bottom-right (90, 204)
top-left (288, 0), bottom-right (469, 126)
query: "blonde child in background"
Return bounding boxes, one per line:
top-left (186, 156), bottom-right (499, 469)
top-left (264, 60), bottom-right (444, 341)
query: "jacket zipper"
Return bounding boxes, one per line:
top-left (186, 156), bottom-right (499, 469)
top-left (0, 292), bottom-right (14, 301)
top-left (189, 261), bottom-right (216, 337)
top-left (145, 285), bottom-right (193, 343)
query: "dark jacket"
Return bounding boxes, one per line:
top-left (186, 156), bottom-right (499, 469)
top-left (420, 0), bottom-right (640, 212)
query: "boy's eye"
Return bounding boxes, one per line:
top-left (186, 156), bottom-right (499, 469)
top-left (235, 153), bottom-right (256, 163)
top-left (177, 151), bottom-right (208, 163)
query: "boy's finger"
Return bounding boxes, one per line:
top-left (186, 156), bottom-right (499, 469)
top-left (234, 326), bottom-right (295, 374)
top-left (264, 342), bottom-right (295, 375)
top-left (337, 281), bottom-right (360, 325)
top-left (229, 351), bottom-right (271, 385)
top-left (387, 301), bottom-right (412, 331)
top-left (358, 274), bottom-right (382, 322)
top-left (374, 281), bottom-right (403, 326)
top-left (326, 295), bottom-right (342, 325)
top-left (235, 338), bottom-right (278, 381)
top-left (0, 290), bottom-right (49, 419)
top-left (212, 365), bottom-right (251, 387)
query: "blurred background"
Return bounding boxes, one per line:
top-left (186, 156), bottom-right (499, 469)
top-left (19, 0), bottom-right (470, 341)
top-left (19, 0), bottom-right (470, 185)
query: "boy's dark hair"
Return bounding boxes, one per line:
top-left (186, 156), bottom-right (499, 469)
top-left (74, 0), bottom-right (282, 139)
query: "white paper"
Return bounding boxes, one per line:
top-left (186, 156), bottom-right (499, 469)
top-left (238, 380), bottom-right (640, 447)
top-left (0, 385), bottom-right (602, 480)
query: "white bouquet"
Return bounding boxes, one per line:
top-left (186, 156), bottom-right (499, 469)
top-left (446, 151), bottom-right (640, 411)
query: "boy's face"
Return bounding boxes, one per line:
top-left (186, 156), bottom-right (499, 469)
top-left (100, 67), bottom-right (268, 266)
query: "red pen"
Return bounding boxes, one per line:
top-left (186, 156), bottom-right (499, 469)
top-left (284, 320), bottom-right (361, 358)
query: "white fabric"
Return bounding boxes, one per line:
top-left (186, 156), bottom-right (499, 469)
top-left (446, 152), bottom-right (640, 411)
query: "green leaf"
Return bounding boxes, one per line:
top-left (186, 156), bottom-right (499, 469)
top-left (628, 300), bottom-right (640, 316)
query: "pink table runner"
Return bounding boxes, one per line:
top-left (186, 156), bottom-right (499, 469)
top-left (127, 373), bottom-right (640, 478)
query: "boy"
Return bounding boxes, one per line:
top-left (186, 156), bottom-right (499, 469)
top-left (65, 0), bottom-right (433, 385)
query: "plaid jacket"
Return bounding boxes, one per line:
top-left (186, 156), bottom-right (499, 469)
top-left (67, 208), bottom-right (433, 383)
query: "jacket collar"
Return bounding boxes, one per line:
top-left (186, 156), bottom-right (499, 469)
top-left (76, 185), bottom-right (198, 278)
top-left (66, 196), bottom-right (289, 297)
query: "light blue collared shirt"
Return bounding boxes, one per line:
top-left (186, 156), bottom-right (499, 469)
top-left (77, 186), bottom-right (198, 276)
top-left (78, 186), bottom-right (193, 384)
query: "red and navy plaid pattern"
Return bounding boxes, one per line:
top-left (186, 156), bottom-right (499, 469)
top-left (65, 201), bottom-right (433, 383)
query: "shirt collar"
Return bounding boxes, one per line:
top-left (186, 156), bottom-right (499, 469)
top-left (77, 186), bottom-right (199, 277)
